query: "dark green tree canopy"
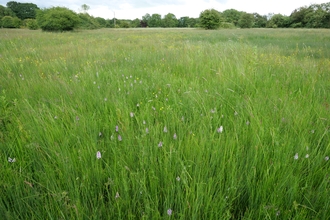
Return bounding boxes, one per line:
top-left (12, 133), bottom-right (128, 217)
top-left (6, 1), bottom-right (39, 20)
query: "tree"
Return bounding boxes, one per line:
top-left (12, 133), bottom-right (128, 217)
top-left (6, 1), bottom-right (39, 20)
top-left (253, 13), bottom-right (267, 28)
top-left (37, 7), bottom-right (80, 31)
top-left (238, 12), bottom-right (254, 28)
top-left (149, 13), bottom-right (162, 27)
top-left (77, 13), bottom-right (99, 29)
top-left (266, 14), bottom-right (291, 28)
top-left (162, 13), bottom-right (178, 27)
top-left (178, 16), bottom-right (189, 27)
top-left (95, 17), bottom-right (107, 27)
top-left (222, 9), bottom-right (242, 26)
top-left (81, 4), bottom-right (90, 13)
top-left (131, 18), bottom-right (141, 28)
top-left (199, 9), bottom-right (222, 29)
top-left (0, 5), bottom-right (15, 19)
top-left (141, 13), bottom-right (151, 27)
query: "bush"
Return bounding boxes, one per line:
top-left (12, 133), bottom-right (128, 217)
top-left (199, 9), bottom-right (222, 29)
top-left (24, 19), bottom-right (38, 30)
top-left (77, 13), bottom-right (100, 29)
top-left (219, 22), bottom-right (236, 29)
top-left (37, 7), bottom-right (79, 31)
top-left (1, 16), bottom-right (21, 28)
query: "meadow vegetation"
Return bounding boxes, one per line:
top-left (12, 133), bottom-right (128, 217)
top-left (0, 28), bottom-right (330, 219)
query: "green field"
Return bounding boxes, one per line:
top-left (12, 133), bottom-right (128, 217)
top-left (1, 28), bottom-right (330, 219)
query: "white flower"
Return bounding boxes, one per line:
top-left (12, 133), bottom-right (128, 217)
top-left (325, 156), bottom-right (329, 161)
top-left (8, 157), bottom-right (16, 163)
top-left (217, 126), bottom-right (223, 133)
top-left (96, 151), bottom-right (101, 159)
top-left (294, 153), bottom-right (299, 160)
top-left (305, 154), bottom-right (309, 158)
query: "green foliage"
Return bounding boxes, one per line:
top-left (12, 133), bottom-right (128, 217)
top-left (119, 20), bottom-right (130, 28)
top-left (24, 18), bottom-right (38, 30)
top-left (222, 9), bottom-right (242, 26)
top-left (267, 14), bottom-right (291, 28)
top-left (131, 18), bottom-right (141, 28)
top-left (141, 13), bottom-right (151, 27)
top-left (77, 13), bottom-right (100, 29)
top-left (253, 13), bottom-right (267, 28)
top-left (149, 13), bottom-right (162, 27)
top-left (95, 17), bottom-right (107, 27)
top-left (238, 12), bottom-right (254, 28)
top-left (6, 1), bottom-right (39, 20)
top-left (36, 7), bottom-right (80, 31)
top-left (219, 22), bottom-right (236, 29)
top-left (162, 13), bottom-right (178, 27)
top-left (1, 15), bottom-right (20, 28)
top-left (199, 9), bottom-right (222, 29)
top-left (0, 5), bottom-right (15, 19)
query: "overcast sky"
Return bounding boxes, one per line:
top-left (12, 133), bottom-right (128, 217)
top-left (0, 0), bottom-right (328, 20)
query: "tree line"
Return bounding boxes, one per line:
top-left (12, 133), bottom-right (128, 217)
top-left (1, 1), bottom-right (330, 31)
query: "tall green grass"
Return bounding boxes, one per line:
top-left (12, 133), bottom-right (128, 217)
top-left (1, 28), bottom-right (330, 219)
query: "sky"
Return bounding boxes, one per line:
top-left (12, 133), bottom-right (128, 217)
top-left (0, 0), bottom-right (328, 20)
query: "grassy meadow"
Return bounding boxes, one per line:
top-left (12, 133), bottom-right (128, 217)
top-left (0, 28), bottom-right (330, 219)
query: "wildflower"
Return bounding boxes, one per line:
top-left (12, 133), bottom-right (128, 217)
top-left (210, 108), bottom-right (216, 113)
top-left (176, 176), bottom-right (181, 181)
top-left (325, 156), bottom-right (329, 161)
top-left (104, 98), bottom-right (107, 101)
top-left (143, 120), bottom-right (146, 124)
top-left (118, 135), bottom-right (122, 141)
top-left (217, 126), bottom-right (223, 133)
top-left (158, 141), bottom-right (163, 147)
top-left (96, 151), bottom-right (101, 159)
top-left (115, 192), bottom-right (120, 199)
top-left (305, 154), bottom-right (309, 158)
top-left (130, 112), bottom-right (134, 117)
top-left (8, 157), bottom-right (16, 163)
top-left (167, 209), bottom-right (173, 216)
top-left (115, 125), bottom-right (119, 132)
top-left (163, 126), bottom-right (168, 133)
top-left (99, 132), bottom-right (102, 137)
top-left (294, 153), bottom-right (299, 160)
top-left (146, 128), bottom-right (149, 134)
top-left (173, 133), bottom-right (177, 140)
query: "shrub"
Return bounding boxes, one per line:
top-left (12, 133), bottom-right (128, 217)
top-left (24, 19), bottom-right (38, 30)
top-left (1, 16), bottom-right (21, 28)
top-left (37, 7), bottom-right (79, 31)
top-left (199, 9), bottom-right (222, 29)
